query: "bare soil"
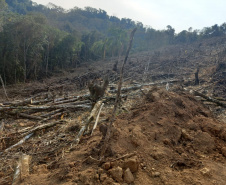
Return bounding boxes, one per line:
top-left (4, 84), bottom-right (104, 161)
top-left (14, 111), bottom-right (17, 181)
top-left (0, 37), bottom-right (226, 185)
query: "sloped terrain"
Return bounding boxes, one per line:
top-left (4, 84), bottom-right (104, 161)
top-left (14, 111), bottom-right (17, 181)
top-left (1, 87), bottom-right (226, 185)
top-left (0, 37), bottom-right (226, 185)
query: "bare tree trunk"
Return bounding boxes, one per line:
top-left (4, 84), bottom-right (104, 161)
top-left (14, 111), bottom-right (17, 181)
top-left (0, 75), bottom-right (9, 100)
top-left (103, 44), bottom-right (106, 60)
top-left (23, 40), bottom-right (27, 83)
top-left (113, 43), bottom-right (124, 72)
top-left (195, 67), bottom-right (199, 85)
top-left (15, 69), bottom-right (16, 84)
top-left (2, 48), bottom-right (6, 85)
top-left (100, 28), bottom-right (137, 159)
top-left (45, 41), bottom-right (49, 76)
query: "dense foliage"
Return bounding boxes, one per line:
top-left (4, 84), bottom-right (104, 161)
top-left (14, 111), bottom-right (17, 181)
top-left (1, 0), bottom-right (226, 84)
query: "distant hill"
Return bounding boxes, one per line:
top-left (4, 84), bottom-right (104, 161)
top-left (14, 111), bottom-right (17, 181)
top-left (1, 0), bottom-right (226, 84)
top-left (5, 0), bottom-right (137, 33)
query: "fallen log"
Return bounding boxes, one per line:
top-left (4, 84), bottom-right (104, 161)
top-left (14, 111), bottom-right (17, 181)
top-left (46, 94), bottom-right (90, 105)
top-left (71, 100), bottom-right (91, 105)
top-left (53, 104), bottom-right (91, 110)
top-left (2, 99), bottom-right (32, 106)
top-left (5, 133), bottom-right (33, 152)
top-left (91, 102), bottom-right (104, 135)
top-left (40, 112), bottom-right (64, 123)
top-left (14, 126), bottom-right (34, 134)
top-left (8, 112), bottom-right (43, 120)
top-left (40, 109), bottom-right (63, 118)
top-left (75, 100), bottom-right (103, 144)
top-left (108, 79), bottom-right (180, 93)
top-left (29, 99), bottom-right (52, 105)
top-left (0, 104), bottom-right (91, 112)
top-left (49, 99), bottom-right (90, 106)
top-left (191, 90), bottom-right (226, 108)
top-left (215, 97), bottom-right (226, 102)
top-left (1, 94), bottom-right (90, 107)
top-left (21, 120), bottom-right (66, 136)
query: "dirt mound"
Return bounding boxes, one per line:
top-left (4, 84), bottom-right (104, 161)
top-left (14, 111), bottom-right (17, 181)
top-left (107, 89), bottom-right (226, 184)
top-left (1, 88), bottom-right (226, 185)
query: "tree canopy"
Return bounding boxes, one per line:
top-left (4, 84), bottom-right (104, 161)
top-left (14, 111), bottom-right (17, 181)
top-left (1, 0), bottom-right (226, 84)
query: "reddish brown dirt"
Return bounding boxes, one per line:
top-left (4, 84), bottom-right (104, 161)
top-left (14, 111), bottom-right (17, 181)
top-left (1, 36), bottom-right (226, 184)
top-left (2, 88), bottom-right (226, 185)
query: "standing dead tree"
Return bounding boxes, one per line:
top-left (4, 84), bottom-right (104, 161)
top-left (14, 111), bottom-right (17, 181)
top-left (100, 28), bottom-right (137, 159)
top-left (194, 67), bottom-right (200, 85)
top-left (0, 75), bottom-right (9, 100)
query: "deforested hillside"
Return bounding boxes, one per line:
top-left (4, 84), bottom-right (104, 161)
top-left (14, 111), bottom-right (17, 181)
top-left (1, 0), bottom-right (226, 84)
top-left (0, 1), bottom-right (226, 184)
top-left (0, 31), bottom-right (226, 184)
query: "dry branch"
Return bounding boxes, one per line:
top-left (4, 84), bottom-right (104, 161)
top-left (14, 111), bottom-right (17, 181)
top-left (3, 99), bottom-right (32, 106)
top-left (8, 112), bottom-right (43, 120)
top-left (108, 79), bottom-right (180, 93)
top-left (40, 109), bottom-right (63, 118)
top-left (29, 99), bottom-right (52, 105)
top-left (14, 126), bottom-right (34, 134)
top-left (21, 120), bottom-right (66, 136)
top-left (192, 90), bottom-right (226, 108)
top-left (100, 28), bottom-right (137, 159)
top-left (91, 103), bottom-right (104, 135)
top-left (5, 133), bottom-right (33, 152)
top-left (110, 152), bottom-right (137, 162)
top-left (75, 100), bottom-right (103, 144)
top-left (0, 104), bottom-right (90, 112)
top-left (50, 99), bottom-right (90, 106)
top-left (8, 94), bottom-right (90, 107)
top-left (5, 97), bottom-right (56, 107)
top-left (40, 112), bottom-right (64, 123)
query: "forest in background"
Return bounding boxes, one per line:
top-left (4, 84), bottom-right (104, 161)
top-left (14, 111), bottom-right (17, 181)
top-left (1, 0), bottom-right (226, 84)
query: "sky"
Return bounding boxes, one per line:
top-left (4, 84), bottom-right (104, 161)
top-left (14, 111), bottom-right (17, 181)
top-left (32, 0), bottom-right (226, 33)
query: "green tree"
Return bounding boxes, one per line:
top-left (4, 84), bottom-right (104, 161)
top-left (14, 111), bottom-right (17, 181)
top-left (166, 25), bottom-right (175, 44)
top-left (0, 0), bottom-right (8, 31)
top-left (80, 31), bottom-right (101, 61)
top-left (108, 28), bottom-right (128, 58)
top-left (1, 14), bottom-right (48, 82)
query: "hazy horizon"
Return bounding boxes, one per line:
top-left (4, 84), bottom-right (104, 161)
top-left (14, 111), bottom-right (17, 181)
top-left (32, 0), bottom-right (226, 32)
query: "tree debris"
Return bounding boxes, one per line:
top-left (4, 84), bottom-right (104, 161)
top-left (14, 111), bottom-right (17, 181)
top-left (100, 28), bottom-right (137, 159)
top-left (12, 154), bottom-right (31, 185)
top-left (5, 133), bottom-right (33, 152)
top-left (191, 90), bottom-right (226, 108)
top-left (75, 100), bottom-right (103, 144)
